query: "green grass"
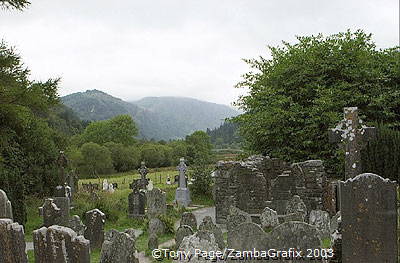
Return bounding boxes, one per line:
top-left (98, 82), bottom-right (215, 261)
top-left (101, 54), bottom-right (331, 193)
top-left (91, 248), bottom-right (101, 263)
top-left (321, 238), bottom-right (331, 248)
top-left (27, 250), bottom-right (34, 263)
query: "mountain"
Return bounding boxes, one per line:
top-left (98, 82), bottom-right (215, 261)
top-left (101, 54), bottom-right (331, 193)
top-left (62, 90), bottom-right (239, 140)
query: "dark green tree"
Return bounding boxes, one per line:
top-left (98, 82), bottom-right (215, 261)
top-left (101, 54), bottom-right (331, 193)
top-left (80, 142), bottom-right (114, 176)
top-left (185, 131), bottom-right (213, 164)
top-left (0, 0), bottom-right (30, 10)
top-left (234, 30), bottom-right (400, 174)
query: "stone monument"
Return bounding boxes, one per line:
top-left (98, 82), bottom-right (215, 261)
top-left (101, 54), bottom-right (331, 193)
top-left (175, 157), bottom-right (191, 207)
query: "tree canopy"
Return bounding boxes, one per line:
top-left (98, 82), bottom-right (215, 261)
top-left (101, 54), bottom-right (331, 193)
top-left (233, 30), bottom-right (400, 171)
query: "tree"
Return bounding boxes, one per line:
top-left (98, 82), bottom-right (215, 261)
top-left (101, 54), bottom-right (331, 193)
top-left (80, 142), bottom-right (113, 175)
top-left (80, 115), bottom-right (138, 146)
top-left (233, 30), bottom-right (400, 173)
top-left (185, 131), bottom-right (213, 164)
top-left (0, 0), bottom-right (30, 10)
top-left (104, 142), bottom-right (140, 172)
top-left (140, 143), bottom-right (164, 168)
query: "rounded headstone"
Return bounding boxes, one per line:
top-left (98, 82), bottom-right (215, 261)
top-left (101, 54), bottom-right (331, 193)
top-left (260, 207), bottom-right (279, 230)
top-left (148, 218), bottom-right (165, 236)
top-left (175, 225), bottom-right (194, 248)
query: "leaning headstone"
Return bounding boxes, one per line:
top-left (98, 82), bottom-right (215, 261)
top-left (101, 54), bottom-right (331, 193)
top-left (100, 229), bottom-right (137, 263)
top-left (0, 189), bottom-right (13, 220)
top-left (84, 209), bottom-right (106, 249)
top-left (128, 190), bottom-right (145, 218)
top-left (146, 188), bottom-right (167, 218)
top-left (0, 219), bottom-right (27, 263)
top-left (226, 206), bottom-right (252, 232)
top-left (148, 218), bottom-right (165, 236)
top-left (308, 210), bottom-right (331, 239)
top-left (180, 212), bottom-right (197, 231)
top-left (339, 173), bottom-right (397, 263)
top-left (148, 233), bottom-right (159, 250)
top-left (285, 195), bottom-right (307, 221)
top-left (178, 231), bottom-right (219, 263)
top-left (260, 207), bottom-right (279, 230)
top-left (39, 198), bottom-right (62, 227)
top-left (175, 225), bottom-right (194, 248)
top-left (33, 225), bottom-right (90, 263)
top-left (198, 216), bottom-right (225, 249)
top-left (69, 215), bottom-right (86, 236)
top-left (175, 157), bottom-right (191, 207)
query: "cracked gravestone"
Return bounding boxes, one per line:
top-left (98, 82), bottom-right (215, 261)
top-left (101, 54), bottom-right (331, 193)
top-left (84, 209), bottom-right (106, 249)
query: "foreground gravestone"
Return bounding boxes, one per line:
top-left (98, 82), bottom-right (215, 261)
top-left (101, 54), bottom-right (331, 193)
top-left (285, 195), bottom-right (307, 222)
top-left (128, 189), bottom-right (145, 218)
top-left (260, 207), bottom-right (279, 230)
top-left (84, 209), bottom-right (106, 249)
top-left (226, 206), bottom-right (252, 232)
top-left (146, 188), bottom-right (167, 218)
top-left (339, 173), bottom-right (397, 263)
top-left (0, 219), bottom-right (27, 263)
top-left (175, 157), bottom-right (191, 207)
top-left (100, 229), bottom-right (137, 263)
top-left (198, 216), bottom-right (225, 249)
top-left (309, 210), bottom-right (330, 239)
top-left (175, 225), bottom-right (194, 248)
top-left (39, 198), bottom-right (62, 227)
top-left (148, 218), bottom-right (165, 236)
top-left (180, 212), bottom-right (197, 231)
top-left (33, 225), bottom-right (90, 263)
top-left (0, 189), bottom-right (13, 220)
top-left (329, 107), bottom-right (376, 180)
top-left (227, 222), bottom-right (266, 251)
top-left (178, 231), bottom-right (219, 263)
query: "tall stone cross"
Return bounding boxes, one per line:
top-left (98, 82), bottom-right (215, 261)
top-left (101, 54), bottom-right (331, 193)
top-left (177, 157), bottom-right (187, 188)
top-left (329, 107), bottom-right (377, 180)
top-left (138, 161), bottom-right (148, 180)
top-left (57, 151), bottom-right (69, 186)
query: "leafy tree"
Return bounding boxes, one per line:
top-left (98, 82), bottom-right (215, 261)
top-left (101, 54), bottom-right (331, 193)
top-left (140, 143), bottom-right (164, 168)
top-left (80, 115), bottom-right (138, 146)
top-left (169, 140), bottom-right (188, 165)
top-left (80, 142), bottom-right (113, 176)
top-left (233, 30), bottom-right (400, 174)
top-left (104, 142), bottom-right (140, 172)
top-left (189, 157), bottom-right (213, 197)
top-left (185, 131), bottom-right (213, 164)
top-left (0, 0), bottom-right (30, 10)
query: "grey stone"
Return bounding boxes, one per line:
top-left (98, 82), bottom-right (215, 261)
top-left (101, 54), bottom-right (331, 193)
top-left (339, 173), bottom-right (398, 263)
top-left (0, 189), bottom-right (13, 220)
top-left (148, 233), bottom-right (158, 250)
top-left (260, 207), bottom-right (279, 230)
top-left (84, 209), bottom-right (105, 249)
top-left (226, 206), bottom-right (252, 232)
top-left (330, 211), bottom-right (341, 234)
top-left (175, 225), bottom-right (194, 248)
top-left (69, 215), bottom-right (86, 236)
top-left (124, 228), bottom-right (143, 240)
top-left (198, 216), bottom-right (224, 249)
top-left (0, 219), bottom-right (27, 263)
top-left (178, 231), bottom-right (219, 263)
top-left (128, 191), bottom-right (145, 218)
top-left (148, 218), bottom-right (165, 236)
top-left (180, 212), bottom-right (197, 230)
top-left (100, 229), bottom-right (137, 263)
top-left (285, 195), bottom-right (307, 221)
top-left (33, 225), bottom-right (90, 263)
top-left (53, 196), bottom-right (71, 226)
top-left (175, 157), bottom-right (191, 207)
top-left (146, 188), bottom-right (167, 218)
top-left (308, 210), bottom-right (330, 239)
top-left (227, 222), bottom-right (266, 251)
top-left (39, 198), bottom-right (62, 227)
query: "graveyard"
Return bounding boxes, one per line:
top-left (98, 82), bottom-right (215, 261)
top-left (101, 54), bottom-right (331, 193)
top-left (1, 1), bottom-right (400, 263)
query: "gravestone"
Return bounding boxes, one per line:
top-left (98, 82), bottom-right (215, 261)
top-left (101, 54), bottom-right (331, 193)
top-left (103, 179), bottom-right (109, 191)
top-left (57, 151), bottom-right (69, 187)
top-left (180, 212), bottom-right (197, 230)
top-left (175, 157), bottom-right (191, 207)
top-left (69, 215), bottom-right (86, 236)
top-left (100, 229), bottom-right (137, 263)
top-left (33, 225), bottom-right (90, 263)
top-left (329, 107), bottom-right (377, 180)
top-left (198, 216), bottom-right (225, 249)
top-left (308, 210), bottom-right (330, 239)
top-left (137, 161), bottom-right (149, 190)
top-left (146, 188), bottom-right (167, 218)
top-left (260, 207), bottom-right (279, 230)
top-left (53, 193), bottom-right (71, 226)
top-left (39, 198), bottom-right (62, 227)
top-left (0, 219), bottom-right (27, 263)
top-left (175, 225), bottom-right (194, 248)
top-left (178, 231), bottom-right (219, 263)
top-left (226, 206), bottom-right (252, 232)
top-left (148, 218), bottom-right (165, 236)
top-left (84, 209), bottom-right (106, 249)
top-left (285, 195), bottom-right (307, 222)
top-left (0, 189), bottom-right (13, 220)
top-left (128, 190), bottom-right (145, 218)
top-left (339, 173), bottom-right (397, 263)
top-left (227, 222), bottom-right (266, 251)
top-left (148, 233), bottom-right (158, 250)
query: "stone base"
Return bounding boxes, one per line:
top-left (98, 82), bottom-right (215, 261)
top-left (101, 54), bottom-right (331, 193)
top-left (175, 187), bottom-right (191, 207)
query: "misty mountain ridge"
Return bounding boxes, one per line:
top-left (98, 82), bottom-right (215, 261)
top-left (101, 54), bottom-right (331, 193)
top-left (62, 89), bottom-right (239, 140)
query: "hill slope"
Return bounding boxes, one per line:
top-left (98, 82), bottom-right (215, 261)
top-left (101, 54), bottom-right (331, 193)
top-left (62, 90), bottom-right (239, 140)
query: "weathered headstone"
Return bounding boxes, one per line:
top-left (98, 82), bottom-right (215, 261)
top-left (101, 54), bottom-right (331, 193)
top-left (0, 219), bottom-right (27, 263)
top-left (39, 198), bottom-right (62, 227)
top-left (148, 218), bottom-right (165, 236)
top-left (180, 212), bottom-right (197, 231)
top-left (69, 215), bottom-right (86, 236)
top-left (178, 231), bottom-right (219, 263)
top-left (227, 222), bottom-right (266, 252)
top-left (0, 189), bottom-right (13, 220)
top-left (329, 107), bottom-right (377, 180)
top-left (198, 216), bottom-right (225, 249)
top-left (285, 195), bottom-right (307, 222)
top-left (137, 161), bottom-right (149, 190)
top-left (308, 209), bottom-right (330, 239)
top-left (175, 225), bottom-right (194, 248)
top-left (339, 173), bottom-right (397, 263)
top-left (84, 208), bottom-right (106, 249)
top-left (260, 207), bottom-right (279, 230)
top-left (146, 188), bottom-right (166, 218)
top-left (128, 190), bottom-right (145, 218)
top-left (100, 229), bottom-right (137, 263)
top-left (226, 206), bottom-right (252, 232)
top-left (148, 233), bottom-right (158, 250)
top-left (57, 150), bottom-right (69, 187)
top-left (33, 225), bottom-right (90, 263)
top-left (175, 157), bottom-right (191, 207)
top-left (103, 179), bottom-right (109, 191)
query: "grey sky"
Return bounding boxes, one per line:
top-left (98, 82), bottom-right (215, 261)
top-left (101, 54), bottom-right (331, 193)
top-left (1, 0), bottom-right (398, 105)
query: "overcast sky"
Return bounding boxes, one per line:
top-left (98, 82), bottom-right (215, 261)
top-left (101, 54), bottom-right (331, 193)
top-left (1, 0), bottom-right (398, 105)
